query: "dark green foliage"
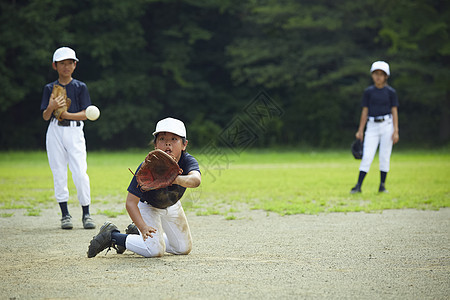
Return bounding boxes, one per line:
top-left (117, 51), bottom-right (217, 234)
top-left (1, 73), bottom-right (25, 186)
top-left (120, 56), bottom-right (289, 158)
top-left (0, 0), bottom-right (448, 150)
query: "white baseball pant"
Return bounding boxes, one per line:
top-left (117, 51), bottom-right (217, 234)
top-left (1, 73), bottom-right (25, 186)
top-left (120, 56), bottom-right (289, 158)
top-left (46, 119), bottom-right (91, 206)
top-left (125, 200), bottom-right (192, 257)
top-left (359, 114), bottom-right (394, 173)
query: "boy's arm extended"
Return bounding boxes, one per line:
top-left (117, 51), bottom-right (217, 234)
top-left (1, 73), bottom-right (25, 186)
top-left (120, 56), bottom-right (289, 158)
top-left (172, 170), bottom-right (201, 188)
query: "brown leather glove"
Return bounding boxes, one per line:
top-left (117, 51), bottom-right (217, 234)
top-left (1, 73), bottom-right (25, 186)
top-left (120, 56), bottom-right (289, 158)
top-left (130, 149), bottom-right (183, 191)
top-left (51, 84), bottom-right (71, 121)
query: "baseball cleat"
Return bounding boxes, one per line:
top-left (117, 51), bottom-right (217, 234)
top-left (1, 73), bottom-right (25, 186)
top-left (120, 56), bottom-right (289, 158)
top-left (125, 223), bottom-right (140, 235)
top-left (87, 221), bottom-right (119, 258)
top-left (350, 184), bottom-right (362, 194)
top-left (82, 214), bottom-right (96, 229)
top-left (61, 215), bottom-right (73, 230)
top-left (378, 183), bottom-right (388, 193)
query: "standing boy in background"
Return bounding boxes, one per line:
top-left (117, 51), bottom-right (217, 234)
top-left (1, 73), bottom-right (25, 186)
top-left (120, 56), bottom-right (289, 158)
top-left (40, 47), bottom-right (95, 230)
top-left (351, 61), bottom-right (399, 194)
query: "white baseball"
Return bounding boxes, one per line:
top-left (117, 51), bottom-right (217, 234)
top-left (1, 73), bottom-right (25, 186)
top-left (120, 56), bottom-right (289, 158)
top-left (86, 105), bottom-right (100, 121)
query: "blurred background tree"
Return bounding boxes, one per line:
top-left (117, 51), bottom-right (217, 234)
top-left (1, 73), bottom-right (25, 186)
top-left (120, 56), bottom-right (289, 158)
top-left (0, 0), bottom-right (448, 150)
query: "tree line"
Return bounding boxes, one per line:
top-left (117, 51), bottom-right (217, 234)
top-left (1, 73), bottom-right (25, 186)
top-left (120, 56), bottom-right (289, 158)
top-left (0, 0), bottom-right (448, 150)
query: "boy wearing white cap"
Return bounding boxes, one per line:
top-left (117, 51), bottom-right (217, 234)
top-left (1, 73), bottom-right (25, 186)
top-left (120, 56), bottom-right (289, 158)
top-left (87, 117), bottom-right (201, 258)
top-left (40, 47), bottom-right (95, 229)
top-left (351, 61), bottom-right (399, 194)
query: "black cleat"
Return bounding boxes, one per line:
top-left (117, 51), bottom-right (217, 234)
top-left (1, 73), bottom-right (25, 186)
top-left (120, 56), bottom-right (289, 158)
top-left (378, 183), bottom-right (388, 193)
top-left (61, 215), bottom-right (73, 230)
top-left (82, 214), bottom-right (96, 229)
top-left (350, 184), bottom-right (362, 194)
top-left (87, 221), bottom-right (119, 258)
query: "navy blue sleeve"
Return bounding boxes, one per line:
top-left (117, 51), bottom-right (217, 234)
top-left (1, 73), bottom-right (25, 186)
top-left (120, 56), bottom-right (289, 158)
top-left (40, 82), bottom-right (56, 111)
top-left (388, 87), bottom-right (399, 108)
top-left (76, 81), bottom-right (91, 111)
top-left (180, 152), bottom-right (201, 175)
top-left (67, 79), bottom-right (91, 113)
top-left (127, 163), bottom-right (144, 198)
top-left (361, 86), bottom-right (371, 108)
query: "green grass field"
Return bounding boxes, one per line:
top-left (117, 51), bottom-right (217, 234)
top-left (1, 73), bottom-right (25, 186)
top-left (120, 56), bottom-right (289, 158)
top-left (0, 150), bottom-right (449, 217)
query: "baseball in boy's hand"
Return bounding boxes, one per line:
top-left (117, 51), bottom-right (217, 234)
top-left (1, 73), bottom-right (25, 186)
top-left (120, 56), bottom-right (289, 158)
top-left (86, 105), bottom-right (100, 121)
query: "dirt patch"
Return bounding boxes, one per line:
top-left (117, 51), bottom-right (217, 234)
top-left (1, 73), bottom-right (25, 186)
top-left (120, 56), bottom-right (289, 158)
top-left (1, 206), bottom-right (449, 299)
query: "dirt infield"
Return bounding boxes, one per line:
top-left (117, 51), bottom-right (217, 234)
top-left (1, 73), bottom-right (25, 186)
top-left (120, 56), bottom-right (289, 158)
top-left (1, 206), bottom-right (449, 299)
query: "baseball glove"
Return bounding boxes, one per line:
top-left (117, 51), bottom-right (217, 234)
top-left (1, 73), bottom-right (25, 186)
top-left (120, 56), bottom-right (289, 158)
top-left (51, 84), bottom-right (71, 121)
top-left (129, 149), bottom-right (183, 191)
top-left (351, 139), bottom-right (363, 159)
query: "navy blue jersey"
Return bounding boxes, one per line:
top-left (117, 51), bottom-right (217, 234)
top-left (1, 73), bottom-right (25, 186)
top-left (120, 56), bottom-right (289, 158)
top-left (128, 151), bottom-right (200, 209)
top-left (40, 79), bottom-right (91, 113)
top-left (361, 85), bottom-right (399, 117)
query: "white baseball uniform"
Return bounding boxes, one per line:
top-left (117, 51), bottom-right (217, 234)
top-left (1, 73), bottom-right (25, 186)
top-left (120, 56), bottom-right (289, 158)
top-left (125, 151), bottom-right (200, 257)
top-left (46, 118), bottom-right (90, 205)
top-left (359, 85), bottom-right (399, 173)
top-left (359, 114), bottom-right (394, 173)
top-left (125, 200), bottom-right (192, 257)
top-left (41, 79), bottom-right (92, 206)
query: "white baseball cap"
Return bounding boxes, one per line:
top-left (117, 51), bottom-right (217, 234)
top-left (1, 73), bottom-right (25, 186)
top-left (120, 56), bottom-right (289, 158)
top-left (153, 117), bottom-right (186, 138)
top-left (370, 61), bottom-right (390, 76)
top-left (53, 47), bottom-right (79, 62)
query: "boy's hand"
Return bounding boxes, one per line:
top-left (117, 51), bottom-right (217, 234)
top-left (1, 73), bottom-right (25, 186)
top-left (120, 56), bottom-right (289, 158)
top-left (48, 94), bottom-right (64, 111)
top-left (355, 130), bottom-right (364, 141)
top-left (54, 95), bottom-right (66, 109)
top-left (392, 131), bottom-right (399, 144)
top-left (51, 84), bottom-right (71, 121)
top-left (139, 224), bottom-right (157, 241)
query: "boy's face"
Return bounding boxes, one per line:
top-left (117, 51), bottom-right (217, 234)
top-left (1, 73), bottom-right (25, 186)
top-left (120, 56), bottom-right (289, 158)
top-left (52, 59), bottom-right (76, 78)
top-left (154, 132), bottom-right (187, 162)
top-left (371, 70), bottom-right (387, 87)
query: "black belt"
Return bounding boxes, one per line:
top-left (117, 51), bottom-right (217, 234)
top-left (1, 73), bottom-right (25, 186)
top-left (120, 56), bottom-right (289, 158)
top-left (374, 116), bottom-right (387, 123)
top-left (369, 114), bottom-right (391, 123)
top-left (58, 120), bottom-right (81, 127)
